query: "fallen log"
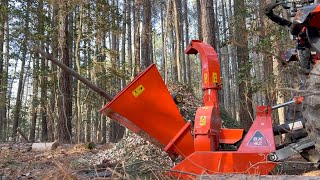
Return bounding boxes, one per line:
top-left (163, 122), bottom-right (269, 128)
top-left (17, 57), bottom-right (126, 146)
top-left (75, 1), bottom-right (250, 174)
top-left (0, 142), bottom-right (32, 152)
top-left (0, 142), bottom-right (59, 152)
top-left (31, 142), bottom-right (59, 151)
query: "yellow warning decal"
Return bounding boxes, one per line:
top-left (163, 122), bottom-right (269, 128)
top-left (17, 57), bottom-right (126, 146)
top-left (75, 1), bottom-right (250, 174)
top-left (212, 73), bottom-right (218, 83)
top-left (200, 116), bottom-right (206, 126)
top-left (132, 85), bottom-right (145, 97)
top-left (204, 73), bottom-right (208, 84)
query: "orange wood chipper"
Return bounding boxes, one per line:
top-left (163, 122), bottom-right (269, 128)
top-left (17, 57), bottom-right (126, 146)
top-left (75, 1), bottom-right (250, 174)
top-left (99, 40), bottom-right (310, 178)
top-left (38, 40), bottom-right (315, 179)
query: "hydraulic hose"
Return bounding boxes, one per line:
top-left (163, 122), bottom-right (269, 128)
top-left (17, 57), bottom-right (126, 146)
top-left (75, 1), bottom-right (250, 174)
top-left (265, 1), bottom-right (292, 27)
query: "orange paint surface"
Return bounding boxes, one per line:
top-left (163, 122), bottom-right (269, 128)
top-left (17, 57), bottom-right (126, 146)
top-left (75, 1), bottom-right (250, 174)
top-left (100, 65), bottom-right (194, 157)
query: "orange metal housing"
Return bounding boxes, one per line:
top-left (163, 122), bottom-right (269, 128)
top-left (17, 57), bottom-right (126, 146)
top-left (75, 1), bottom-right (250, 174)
top-left (194, 106), bottom-right (221, 151)
top-left (310, 5), bottom-right (320, 29)
top-left (219, 129), bottom-right (244, 144)
top-left (186, 40), bottom-right (244, 152)
top-left (185, 40), bottom-right (221, 90)
top-left (186, 40), bottom-right (223, 152)
top-left (170, 106), bottom-right (277, 178)
top-left (100, 64), bottom-right (194, 158)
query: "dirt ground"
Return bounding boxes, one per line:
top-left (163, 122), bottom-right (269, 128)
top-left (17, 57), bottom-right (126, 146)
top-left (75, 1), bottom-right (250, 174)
top-left (0, 144), bottom-right (116, 179)
top-left (1, 143), bottom-right (320, 180)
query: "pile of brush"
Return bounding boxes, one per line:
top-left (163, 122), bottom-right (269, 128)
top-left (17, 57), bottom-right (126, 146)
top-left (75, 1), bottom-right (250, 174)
top-left (93, 133), bottom-right (173, 178)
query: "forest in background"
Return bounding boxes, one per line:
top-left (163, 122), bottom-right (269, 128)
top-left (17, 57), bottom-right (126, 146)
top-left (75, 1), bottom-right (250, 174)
top-left (0, 0), bottom-right (299, 144)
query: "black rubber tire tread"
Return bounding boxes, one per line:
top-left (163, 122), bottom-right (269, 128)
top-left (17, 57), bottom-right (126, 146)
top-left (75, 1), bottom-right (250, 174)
top-left (286, 104), bottom-right (320, 163)
top-left (279, 99), bottom-right (320, 164)
top-left (303, 62), bottom-right (320, 152)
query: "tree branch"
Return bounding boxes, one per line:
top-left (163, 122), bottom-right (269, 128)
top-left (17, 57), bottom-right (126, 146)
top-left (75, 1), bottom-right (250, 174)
top-left (32, 47), bottom-right (113, 101)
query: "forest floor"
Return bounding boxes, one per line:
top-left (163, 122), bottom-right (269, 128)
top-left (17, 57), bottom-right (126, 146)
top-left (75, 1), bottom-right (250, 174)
top-left (1, 138), bottom-right (320, 180)
top-left (0, 134), bottom-right (173, 179)
top-left (1, 84), bottom-right (320, 179)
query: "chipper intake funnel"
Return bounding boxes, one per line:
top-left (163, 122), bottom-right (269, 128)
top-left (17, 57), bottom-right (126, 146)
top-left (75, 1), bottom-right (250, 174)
top-left (100, 65), bottom-right (194, 157)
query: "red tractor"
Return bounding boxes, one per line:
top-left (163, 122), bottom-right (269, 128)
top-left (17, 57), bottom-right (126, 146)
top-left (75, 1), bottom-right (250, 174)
top-left (266, 0), bottom-right (320, 160)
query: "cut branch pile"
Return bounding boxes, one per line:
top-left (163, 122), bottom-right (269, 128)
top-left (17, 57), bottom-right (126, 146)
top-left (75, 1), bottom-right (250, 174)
top-left (92, 133), bottom-right (173, 178)
top-left (167, 83), bottom-right (240, 128)
top-left (167, 83), bottom-right (202, 121)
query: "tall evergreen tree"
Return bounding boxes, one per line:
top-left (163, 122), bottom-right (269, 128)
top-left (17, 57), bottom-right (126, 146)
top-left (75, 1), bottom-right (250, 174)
top-left (12, 1), bottom-right (30, 141)
top-left (57, 1), bottom-right (72, 143)
top-left (235, 0), bottom-right (253, 131)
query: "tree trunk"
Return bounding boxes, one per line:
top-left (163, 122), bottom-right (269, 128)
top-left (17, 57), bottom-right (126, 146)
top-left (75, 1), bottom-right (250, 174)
top-left (141, 0), bottom-right (152, 70)
top-left (228, 0), bottom-right (237, 119)
top-left (181, 0), bottom-right (186, 83)
top-left (173, 0), bottom-right (182, 82)
top-left (37, 0), bottom-right (48, 142)
top-left (86, 103), bottom-right (92, 143)
top-left (161, 1), bottom-right (165, 79)
top-left (115, 0), bottom-right (121, 92)
top-left (183, 0), bottom-right (191, 85)
top-left (48, 3), bottom-right (59, 142)
top-left (0, 2), bottom-right (4, 139)
top-left (235, 0), bottom-right (253, 131)
top-left (102, 31), bottom-right (109, 144)
top-left (3, 0), bottom-right (9, 140)
top-left (215, 0), bottom-right (224, 108)
top-left (75, 3), bottom-right (83, 144)
top-left (57, 1), bottom-right (72, 143)
top-left (127, 0), bottom-right (133, 78)
top-left (200, 0), bottom-right (216, 48)
top-left (163, 0), bottom-right (171, 83)
top-left (29, 55), bottom-right (39, 142)
top-left (101, 113), bottom-right (106, 144)
top-left (134, 0), bottom-right (141, 76)
top-left (108, 0), bottom-right (125, 143)
top-left (196, 0), bottom-right (202, 41)
top-left (260, 0), bottom-right (273, 106)
top-left (0, 0), bottom-right (8, 141)
top-left (169, 6), bottom-right (177, 82)
top-left (221, 0), bottom-right (230, 111)
top-left (12, 1), bottom-right (30, 141)
top-left (121, 0), bottom-right (127, 89)
top-left (85, 30), bottom-right (92, 143)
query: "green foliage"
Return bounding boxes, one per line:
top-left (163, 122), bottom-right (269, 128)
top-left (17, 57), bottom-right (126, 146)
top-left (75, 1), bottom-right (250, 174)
top-left (220, 108), bottom-right (241, 128)
top-left (256, 37), bottom-right (273, 52)
top-left (85, 142), bottom-right (95, 150)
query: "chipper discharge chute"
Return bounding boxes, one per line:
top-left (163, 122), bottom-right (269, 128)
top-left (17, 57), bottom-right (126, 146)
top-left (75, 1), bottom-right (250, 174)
top-left (100, 40), bottom-right (279, 178)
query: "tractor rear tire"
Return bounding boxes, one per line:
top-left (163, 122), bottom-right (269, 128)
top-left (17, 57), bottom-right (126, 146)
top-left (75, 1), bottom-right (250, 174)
top-left (285, 104), bottom-right (320, 164)
top-left (303, 62), bottom-right (320, 152)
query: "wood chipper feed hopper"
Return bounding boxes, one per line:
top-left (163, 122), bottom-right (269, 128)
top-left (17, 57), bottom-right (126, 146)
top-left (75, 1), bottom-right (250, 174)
top-left (100, 40), bottom-right (278, 178)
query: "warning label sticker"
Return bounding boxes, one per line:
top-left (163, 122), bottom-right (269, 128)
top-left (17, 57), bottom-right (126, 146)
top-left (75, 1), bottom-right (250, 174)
top-left (212, 73), bottom-right (218, 83)
top-left (199, 116), bottom-right (206, 126)
top-left (132, 85), bottom-right (145, 97)
top-left (247, 131), bottom-right (270, 147)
